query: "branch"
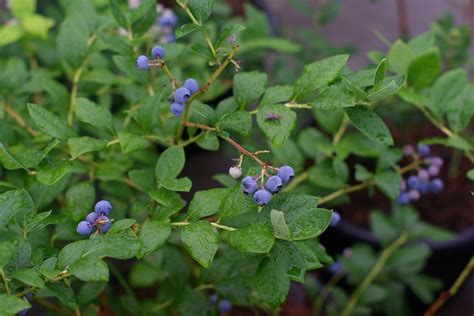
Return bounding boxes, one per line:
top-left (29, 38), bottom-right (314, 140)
top-left (341, 232), bottom-right (409, 316)
top-left (3, 103), bottom-right (38, 137)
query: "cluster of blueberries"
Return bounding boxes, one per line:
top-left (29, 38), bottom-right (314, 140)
top-left (241, 166), bottom-right (295, 206)
top-left (209, 294), bottom-right (231, 314)
top-left (169, 79), bottom-right (199, 116)
top-left (135, 45), bottom-right (199, 116)
top-left (157, 7), bottom-right (178, 43)
top-left (76, 200), bottom-right (113, 236)
top-left (396, 144), bottom-right (444, 205)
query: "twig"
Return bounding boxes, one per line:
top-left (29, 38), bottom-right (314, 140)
top-left (313, 270), bottom-right (346, 316)
top-left (318, 181), bottom-right (372, 205)
top-left (424, 256), bottom-right (474, 316)
top-left (341, 232), bottom-right (409, 316)
top-left (282, 171), bottom-right (309, 192)
top-left (395, 0), bottom-right (409, 38)
top-left (332, 114), bottom-right (350, 146)
top-left (0, 268), bottom-right (10, 295)
top-left (4, 103), bottom-right (38, 136)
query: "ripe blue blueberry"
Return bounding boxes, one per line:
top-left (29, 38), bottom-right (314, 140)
top-left (429, 178), bottom-right (443, 193)
top-left (265, 176), bottom-right (283, 193)
top-left (95, 200), bottom-right (112, 215)
top-left (253, 189), bottom-right (272, 206)
top-left (184, 78), bottom-right (199, 94)
top-left (136, 55), bottom-right (149, 70)
top-left (151, 45), bottom-right (165, 59)
top-left (158, 8), bottom-right (178, 27)
top-left (417, 144), bottom-right (430, 156)
top-left (218, 300), bottom-right (232, 313)
top-left (76, 221), bottom-right (92, 235)
top-left (99, 215), bottom-right (111, 233)
top-left (174, 87), bottom-right (191, 104)
top-left (209, 293), bottom-right (218, 304)
top-left (330, 211), bottom-right (341, 226)
top-left (160, 33), bottom-right (176, 43)
top-left (396, 192), bottom-right (410, 205)
top-left (407, 175), bottom-right (420, 190)
top-left (419, 181), bottom-right (430, 194)
top-left (277, 165), bottom-right (295, 184)
top-left (408, 190), bottom-right (420, 201)
top-left (242, 176), bottom-right (258, 195)
top-left (170, 102), bottom-right (184, 116)
top-left (86, 212), bottom-right (98, 225)
top-left (329, 261), bottom-right (342, 274)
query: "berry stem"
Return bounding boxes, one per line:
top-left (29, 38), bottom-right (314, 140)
top-left (424, 256), bottom-right (474, 316)
top-left (174, 46), bottom-right (239, 142)
top-left (332, 114), bottom-right (350, 146)
top-left (341, 232), bottom-right (409, 316)
top-left (3, 102), bottom-right (38, 137)
top-left (0, 268), bottom-right (11, 295)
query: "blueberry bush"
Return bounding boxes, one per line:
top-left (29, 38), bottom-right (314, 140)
top-left (0, 1), bottom-right (473, 315)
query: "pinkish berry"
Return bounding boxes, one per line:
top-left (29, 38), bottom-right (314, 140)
top-left (408, 190), bottom-right (420, 201)
top-left (418, 169), bottom-right (430, 181)
top-left (428, 165), bottom-right (440, 176)
top-left (430, 156), bottom-right (444, 167)
top-left (403, 145), bottom-right (414, 156)
top-left (400, 180), bottom-right (407, 191)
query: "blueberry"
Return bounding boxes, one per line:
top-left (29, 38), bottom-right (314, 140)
top-left (417, 144), bottom-right (430, 156)
top-left (99, 215), bottom-right (111, 233)
top-left (407, 175), bottom-right (420, 190)
top-left (85, 212), bottom-right (98, 225)
top-left (135, 55), bottom-right (149, 70)
top-left (430, 156), bottom-right (444, 167)
top-left (277, 165), bottom-right (294, 184)
top-left (174, 87), bottom-right (191, 104)
top-left (209, 293), bottom-right (218, 305)
top-left (170, 102), bottom-right (184, 116)
top-left (330, 211), bottom-right (341, 226)
top-left (418, 169), bottom-right (430, 181)
top-left (160, 33), bottom-right (176, 43)
top-left (229, 166), bottom-right (242, 179)
top-left (151, 45), bottom-right (165, 59)
top-left (253, 189), bottom-right (272, 206)
top-left (95, 200), bottom-right (112, 215)
top-left (242, 176), bottom-right (258, 195)
top-left (76, 221), bottom-right (92, 235)
top-left (218, 299), bottom-right (232, 313)
top-left (265, 176), bottom-right (283, 193)
top-left (408, 190), bottom-right (420, 201)
top-left (429, 178), bottom-right (443, 193)
top-left (428, 165), bottom-right (440, 176)
top-left (403, 145), bottom-right (414, 156)
top-left (184, 78), bottom-right (199, 94)
top-left (400, 180), bottom-right (407, 191)
top-left (158, 8), bottom-right (178, 27)
top-left (396, 192), bottom-right (410, 205)
top-left (419, 181), bottom-right (430, 194)
top-left (328, 261), bottom-right (342, 274)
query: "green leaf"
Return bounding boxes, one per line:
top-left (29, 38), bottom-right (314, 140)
top-left (189, 101), bottom-right (217, 125)
top-left (65, 182), bottom-right (95, 220)
top-left (118, 131), bottom-right (150, 154)
top-left (21, 14), bottom-right (55, 39)
top-left (429, 69), bottom-right (468, 120)
top-left (376, 149), bottom-right (402, 172)
top-left (233, 71), bottom-right (267, 109)
top-left (107, 219), bottom-right (136, 234)
top-left (374, 171), bottom-right (401, 200)
top-left (27, 103), bottom-right (76, 140)
top-left (422, 136), bottom-right (472, 151)
top-left (37, 160), bottom-right (73, 185)
top-left (260, 85), bottom-right (294, 106)
top-left (447, 84), bottom-right (474, 133)
top-left (75, 98), bottom-right (114, 133)
top-left (56, 15), bottom-right (89, 69)
top-left (155, 146), bottom-right (185, 183)
top-left (12, 268), bottom-right (44, 288)
top-left (181, 221), bottom-right (219, 268)
top-left (217, 184), bottom-right (255, 220)
top-left (238, 37), bottom-right (301, 54)
top-left (355, 164), bottom-right (373, 181)
top-left (216, 23), bottom-right (246, 47)
top-left (161, 177), bottom-right (192, 192)
top-left (270, 209), bottom-right (291, 240)
top-left (257, 103), bottom-right (297, 147)
top-left (10, 0), bottom-right (35, 19)
top-left (296, 241), bottom-right (333, 270)
top-left (69, 256), bottom-right (109, 282)
top-left (312, 83), bottom-right (355, 110)
top-left (109, 0), bottom-right (128, 28)
top-left (130, 0), bottom-right (157, 37)
top-left (345, 106), bottom-right (393, 145)
top-left (373, 58), bottom-right (387, 90)
top-left (467, 169), bottom-right (474, 181)
top-left (187, 188), bottom-right (229, 220)
top-left (308, 159), bottom-right (346, 189)
top-left (196, 131), bottom-right (220, 151)
top-left (175, 23), bottom-right (202, 39)
top-left (266, 194), bottom-right (331, 240)
top-left (297, 128), bottom-right (332, 157)
top-left (188, 0), bottom-right (215, 23)
top-left (367, 75), bottom-right (405, 102)
top-left (369, 212), bottom-right (398, 246)
top-left (46, 282), bottom-right (77, 310)
top-left (129, 168), bottom-right (155, 192)
top-left (0, 190), bottom-right (34, 229)
top-left (255, 251), bottom-right (290, 308)
top-left (0, 24), bottom-right (24, 46)
top-left (407, 275), bottom-right (442, 304)
top-left (138, 220), bottom-right (171, 257)
top-left (387, 39), bottom-right (413, 74)
top-left (68, 137), bottom-right (107, 159)
top-left (293, 54), bottom-right (348, 100)
top-left (217, 111), bottom-right (252, 135)
top-left (0, 294), bottom-right (31, 314)
top-left (228, 224), bottom-right (274, 253)
top-left (407, 48), bottom-right (440, 89)
top-left (0, 242), bottom-right (15, 267)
